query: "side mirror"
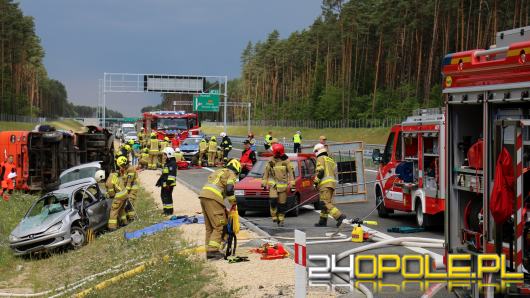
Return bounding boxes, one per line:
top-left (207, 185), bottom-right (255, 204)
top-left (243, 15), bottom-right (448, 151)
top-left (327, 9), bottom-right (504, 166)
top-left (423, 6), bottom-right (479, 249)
top-left (372, 149), bottom-right (382, 164)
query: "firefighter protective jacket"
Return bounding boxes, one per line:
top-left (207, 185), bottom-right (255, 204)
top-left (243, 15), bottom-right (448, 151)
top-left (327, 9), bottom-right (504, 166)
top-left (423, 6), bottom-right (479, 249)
top-left (160, 157), bottom-right (177, 187)
top-left (262, 156), bottom-right (295, 192)
top-left (199, 168), bottom-right (237, 205)
top-left (315, 154), bottom-right (337, 189)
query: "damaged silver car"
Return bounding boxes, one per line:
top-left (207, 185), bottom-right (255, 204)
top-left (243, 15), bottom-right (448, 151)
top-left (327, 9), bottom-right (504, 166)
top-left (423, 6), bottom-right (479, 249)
top-left (9, 178), bottom-right (111, 256)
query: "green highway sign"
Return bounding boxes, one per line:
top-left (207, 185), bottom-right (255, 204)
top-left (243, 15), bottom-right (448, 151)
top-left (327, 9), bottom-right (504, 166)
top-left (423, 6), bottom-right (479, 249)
top-left (193, 93), bottom-right (220, 112)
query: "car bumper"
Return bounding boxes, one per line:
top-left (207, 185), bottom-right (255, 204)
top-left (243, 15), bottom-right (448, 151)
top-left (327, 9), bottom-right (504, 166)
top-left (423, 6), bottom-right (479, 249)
top-left (182, 152), bottom-right (198, 160)
top-left (236, 195), bottom-right (296, 211)
top-left (9, 230), bottom-right (71, 256)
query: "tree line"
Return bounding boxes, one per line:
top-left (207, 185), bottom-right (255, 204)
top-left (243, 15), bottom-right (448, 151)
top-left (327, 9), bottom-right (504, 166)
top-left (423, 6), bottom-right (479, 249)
top-left (0, 0), bottom-right (104, 119)
top-left (228, 0), bottom-right (529, 121)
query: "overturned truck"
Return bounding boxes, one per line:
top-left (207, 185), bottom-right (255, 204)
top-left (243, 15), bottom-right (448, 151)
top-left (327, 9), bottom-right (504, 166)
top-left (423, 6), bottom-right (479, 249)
top-left (0, 126), bottom-right (114, 191)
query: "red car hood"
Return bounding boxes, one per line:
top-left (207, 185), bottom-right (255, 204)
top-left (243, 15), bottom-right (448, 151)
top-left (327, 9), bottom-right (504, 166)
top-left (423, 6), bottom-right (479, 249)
top-left (235, 176), bottom-right (264, 191)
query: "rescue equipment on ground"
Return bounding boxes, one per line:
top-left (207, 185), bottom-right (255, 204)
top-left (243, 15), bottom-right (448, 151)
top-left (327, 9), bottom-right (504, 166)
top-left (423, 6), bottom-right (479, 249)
top-left (224, 205), bottom-right (240, 258)
top-left (387, 226), bottom-right (425, 233)
top-left (251, 243), bottom-right (289, 260)
top-left (350, 218), bottom-right (378, 243)
top-left (124, 215), bottom-right (203, 240)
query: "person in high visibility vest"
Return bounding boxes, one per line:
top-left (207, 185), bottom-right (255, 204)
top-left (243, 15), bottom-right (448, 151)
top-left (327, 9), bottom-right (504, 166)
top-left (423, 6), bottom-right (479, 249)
top-left (107, 156), bottom-right (131, 230)
top-left (174, 147), bottom-right (184, 162)
top-left (261, 143), bottom-right (295, 227)
top-left (313, 143), bottom-right (347, 227)
top-left (0, 155), bottom-right (16, 200)
top-left (264, 131), bottom-right (273, 150)
top-left (156, 147), bottom-right (177, 215)
top-left (293, 131), bottom-right (302, 153)
top-left (159, 137), bottom-right (170, 165)
top-left (123, 159), bottom-right (139, 221)
top-left (198, 138), bottom-right (208, 166)
top-left (240, 140), bottom-right (257, 178)
top-left (207, 136), bottom-right (218, 167)
top-left (138, 128), bottom-right (145, 146)
top-left (220, 132), bottom-right (233, 163)
top-left (199, 159), bottom-right (241, 260)
top-left (139, 147), bottom-right (150, 169)
top-left (148, 133), bottom-right (159, 170)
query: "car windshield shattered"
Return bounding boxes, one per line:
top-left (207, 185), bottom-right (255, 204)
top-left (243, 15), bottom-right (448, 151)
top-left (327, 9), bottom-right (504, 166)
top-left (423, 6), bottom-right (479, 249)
top-left (247, 160), bottom-right (298, 178)
top-left (26, 193), bottom-right (70, 219)
top-left (60, 167), bottom-right (99, 185)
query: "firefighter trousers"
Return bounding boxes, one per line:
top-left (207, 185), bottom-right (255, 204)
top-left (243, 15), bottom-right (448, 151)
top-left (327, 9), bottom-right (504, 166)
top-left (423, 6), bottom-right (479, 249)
top-left (125, 198), bottom-right (136, 220)
top-left (148, 152), bottom-right (158, 169)
top-left (207, 151), bottom-right (216, 166)
top-left (200, 197), bottom-right (227, 252)
top-left (269, 187), bottom-right (287, 223)
top-left (161, 186), bottom-right (174, 215)
top-left (198, 151), bottom-right (206, 166)
top-left (319, 187), bottom-right (342, 220)
top-left (108, 196), bottom-right (128, 230)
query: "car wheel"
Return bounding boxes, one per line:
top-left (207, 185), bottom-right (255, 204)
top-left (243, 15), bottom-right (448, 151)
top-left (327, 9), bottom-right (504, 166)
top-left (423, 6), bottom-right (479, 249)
top-left (70, 226), bottom-right (87, 249)
top-left (288, 195), bottom-right (300, 217)
top-left (415, 200), bottom-right (431, 228)
top-left (237, 207), bottom-right (246, 217)
top-left (376, 189), bottom-right (392, 218)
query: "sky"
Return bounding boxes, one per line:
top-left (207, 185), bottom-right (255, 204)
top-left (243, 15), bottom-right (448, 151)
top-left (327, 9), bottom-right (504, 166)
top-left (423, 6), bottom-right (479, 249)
top-left (18, 0), bottom-right (323, 117)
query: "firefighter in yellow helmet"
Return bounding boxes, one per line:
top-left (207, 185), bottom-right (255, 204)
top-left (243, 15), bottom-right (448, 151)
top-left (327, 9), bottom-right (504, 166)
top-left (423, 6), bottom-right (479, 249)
top-left (123, 156), bottom-right (139, 221)
top-left (207, 136), bottom-right (218, 167)
top-left (138, 128), bottom-right (145, 146)
top-left (199, 159), bottom-right (241, 259)
top-left (313, 143), bottom-right (347, 227)
top-left (139, 147), bottom-right (150, 169)
top-left (148, 132), bottom-right (159, 169)
top-left (261, 143), bottom-right (294, 227)
top-left (198, 138), bottom-right (208, 166)
top-left (107, 156), bottom-right (131, 231)
top-left (159, 136), bottom-right (170, 165)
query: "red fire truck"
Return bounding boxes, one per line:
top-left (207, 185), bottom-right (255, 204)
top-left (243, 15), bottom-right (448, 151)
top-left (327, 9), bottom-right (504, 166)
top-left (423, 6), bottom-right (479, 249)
top-left (373, 109), bottom-right (446, 227)
top-left (443, 26), bottom-right (530, 296)
top-left (142, 110), bottom-right (200, 141)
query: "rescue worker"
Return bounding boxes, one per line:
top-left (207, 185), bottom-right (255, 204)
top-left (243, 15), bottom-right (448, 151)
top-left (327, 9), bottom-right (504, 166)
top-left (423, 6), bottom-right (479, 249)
top-left (107, 156), bottom-right (131, 231)
top-left (240, 140), bottom-right (257, 178)
top-left (174, 147), bottom-right (184, 162)
top-left (139, 147), bottom-right (150, 169)
top-left (216, 145), bottom-right (224, 165)
top-left (247, 132), bottom-right (256, 151)
top-left (138, 128), bottom-right (145, 146)
top-left (159, 136), bottom-right (170, 165)
top-left (220, 132), bottom-right (233, 163)
top-left (148, 132), bottom-right (159, 169)
top-left (264, 131), bottom-right (273, 150)
top-left (199, 159), bottom-right (241, 259)
top-left (319, 135), bottom-right (329, 152)
top-left (156, 147), bottom-right (177, 215)
top-left (1, 155), bottom-right (16, 200)
top-left (207, 136), bottom-right (218, 167)
top-left (261, 143), bottom-right (294, 227)
top-left (123, 158), bottom-right (139, 221)
top-left (313, 143), bottom-right (347, 227)
top-left (91, 170), bottom-right (106, 197)
top-left (293, 131), bottom-right (302, 153)
top-left (198, 138), bottom-right (208, 166)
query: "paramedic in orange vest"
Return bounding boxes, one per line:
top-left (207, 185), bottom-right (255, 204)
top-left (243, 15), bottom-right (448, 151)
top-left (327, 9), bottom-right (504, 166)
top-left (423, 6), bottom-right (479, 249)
top-left (1, 155), bottom-right (16, 199)
top-left (240, 140), bottom-right (257, 178)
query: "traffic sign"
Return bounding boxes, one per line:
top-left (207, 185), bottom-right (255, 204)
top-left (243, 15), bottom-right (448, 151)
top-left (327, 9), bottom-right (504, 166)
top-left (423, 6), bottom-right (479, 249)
top-left (193, 93), bottom-right (220, 112)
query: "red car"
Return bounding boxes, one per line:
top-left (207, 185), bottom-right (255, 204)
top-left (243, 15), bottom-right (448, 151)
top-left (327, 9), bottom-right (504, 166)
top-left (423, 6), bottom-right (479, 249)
top-left (234, 153), bottom-right (320, 217)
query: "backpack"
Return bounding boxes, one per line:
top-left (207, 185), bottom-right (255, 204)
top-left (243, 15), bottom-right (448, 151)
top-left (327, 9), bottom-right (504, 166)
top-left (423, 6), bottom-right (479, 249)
top-left (467, 139), bottom-right (483, 169)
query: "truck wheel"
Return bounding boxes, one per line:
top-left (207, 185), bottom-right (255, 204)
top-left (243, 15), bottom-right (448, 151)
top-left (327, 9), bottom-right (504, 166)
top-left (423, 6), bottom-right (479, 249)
top-left (415, 201), bottom-right (431, 228)
top-left (376, 189), bottom-right (392, 218)
top-left (42, 131), bottom-right (63, 143)
top-left (70, 226), bottom-right (87, 249)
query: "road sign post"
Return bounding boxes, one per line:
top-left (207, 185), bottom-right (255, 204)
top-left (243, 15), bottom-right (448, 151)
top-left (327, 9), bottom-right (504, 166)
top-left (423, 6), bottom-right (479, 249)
top-left (294, 229), bottom-right (307, 298)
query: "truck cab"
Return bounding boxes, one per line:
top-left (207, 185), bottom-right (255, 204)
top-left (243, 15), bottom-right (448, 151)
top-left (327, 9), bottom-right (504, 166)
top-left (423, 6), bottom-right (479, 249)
top-left (374, 110), bottom-right (445, 227)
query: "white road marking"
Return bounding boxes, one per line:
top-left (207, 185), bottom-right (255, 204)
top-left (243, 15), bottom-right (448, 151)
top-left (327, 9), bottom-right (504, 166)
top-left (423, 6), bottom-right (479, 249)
top-left (365, 169), bottom-right (378, 173)
top-left (202, 167), bottom-right (215, 172)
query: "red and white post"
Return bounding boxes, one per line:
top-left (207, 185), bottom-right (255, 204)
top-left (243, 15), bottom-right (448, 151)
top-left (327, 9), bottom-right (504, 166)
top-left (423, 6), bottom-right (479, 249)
top-left (294, 229), bottom-right (307, 298)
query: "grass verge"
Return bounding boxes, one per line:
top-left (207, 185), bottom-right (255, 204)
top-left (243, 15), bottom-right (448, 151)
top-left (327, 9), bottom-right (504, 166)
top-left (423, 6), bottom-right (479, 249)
top-left (0, 121), bottom-right (36, 131)
top-left (0, 188), bottom-right (232, 297)
top-left (201, 125), bottom-right (390, 144)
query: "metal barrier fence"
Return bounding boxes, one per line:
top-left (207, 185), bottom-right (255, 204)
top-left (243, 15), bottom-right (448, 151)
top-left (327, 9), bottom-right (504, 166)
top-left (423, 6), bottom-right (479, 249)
top-left (203, 118), bottom-right (402, 129)
top-left (0, 113), bottom-right (46, 123)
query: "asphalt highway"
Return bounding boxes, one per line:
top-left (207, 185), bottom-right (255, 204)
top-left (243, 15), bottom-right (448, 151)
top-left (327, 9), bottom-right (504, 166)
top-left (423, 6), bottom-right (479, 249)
top-left (173, 148), bottom-right (453, 298)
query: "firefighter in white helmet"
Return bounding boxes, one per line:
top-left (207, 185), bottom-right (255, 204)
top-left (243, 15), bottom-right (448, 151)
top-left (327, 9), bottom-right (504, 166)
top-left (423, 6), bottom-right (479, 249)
top-left (313, 143), bottom-right (347, 227)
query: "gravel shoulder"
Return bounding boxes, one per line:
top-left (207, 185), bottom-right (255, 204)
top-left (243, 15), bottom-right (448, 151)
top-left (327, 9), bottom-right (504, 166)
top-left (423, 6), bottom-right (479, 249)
top-left (138, 169), bottom-right (334, 297)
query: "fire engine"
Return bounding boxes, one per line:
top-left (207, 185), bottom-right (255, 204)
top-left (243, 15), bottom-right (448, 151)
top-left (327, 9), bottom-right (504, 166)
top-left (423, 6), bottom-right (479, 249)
top-left (372, 109), bottom-right (446, 227)
top-left (142, 110), bottom-right (200, 141)
top-left (443, 26), bottom-right (530, 296)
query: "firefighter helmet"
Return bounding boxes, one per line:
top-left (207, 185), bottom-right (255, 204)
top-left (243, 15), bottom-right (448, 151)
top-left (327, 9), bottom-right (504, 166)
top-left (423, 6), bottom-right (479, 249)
top-left (164, 136), bottom-right (169, 142)
top-left (94, 170), bottom-right (105, 183)
top-left (116, 156), bottom-right (128, 168)
top-left (227, 159), bottom-right (241, 174)
top-left (163, 147), bottom-right (175, 158)
top-left (313, 143), bottom-right (327, 156)
top-left (271, 143), bottom-right (285, 157)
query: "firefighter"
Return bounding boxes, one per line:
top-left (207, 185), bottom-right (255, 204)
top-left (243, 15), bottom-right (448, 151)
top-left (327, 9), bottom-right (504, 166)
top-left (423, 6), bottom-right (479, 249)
top-left (198, 138), bottom-right (208, 166)
top-left (247, 132), bottom-right (256, 151)
top-left (156, 147), bottom-right (177, 215)
top-left (139, 148), bottom-right (150, 169)
top-left (123, 158), bottom-right (139, 221)
top-left (293, 131), bottom-right (302, 153)
top-left (240, 140), bottom-right (257, 178)
top-left (264, 131), bottom-right (273, 150)
top-left (216, 145), bottom-right (224, 165)
top-left (148, 132), bottom-right (159, 169)
top-left (261, 143), bottom-right (294, 227)
top-left (313, 143), bottom-right (347, 227)
top-left (174, 147), bottom-right (184, 162)
top-left (138, 128), bottom-right (145, 146)
top-left (199, 159), bottom-right (241, 260)
top-left (159, 136), bottom-right (170, 165)
top-left (107, 156), bottom-right (130, 231)
top-left (207, 136), bottom-right (218, 167)
top-left (220, 132), bottom-right (233, 163)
